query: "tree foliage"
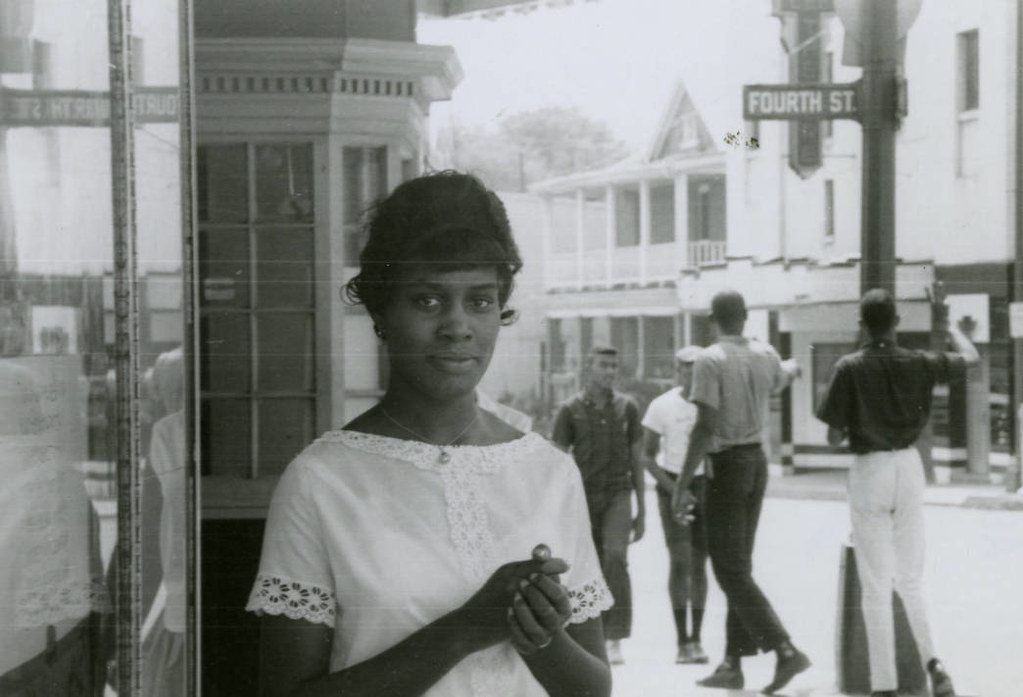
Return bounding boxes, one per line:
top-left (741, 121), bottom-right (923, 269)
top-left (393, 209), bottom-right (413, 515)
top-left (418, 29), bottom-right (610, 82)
top-left (435, 107), bottom-right (628, 191)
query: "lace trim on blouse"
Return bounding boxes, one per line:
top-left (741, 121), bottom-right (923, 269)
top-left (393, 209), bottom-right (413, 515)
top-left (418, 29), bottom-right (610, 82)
top-left (17, 581), bottom-right (110, 628)
top-left (317, 430), bottom-right (545, 473)
top-left (15, 458), bottom-right (111, 628)
top-left (246, 574), bottom-right (337, 628)
top-left (567, 574), bottom-right (614, 624)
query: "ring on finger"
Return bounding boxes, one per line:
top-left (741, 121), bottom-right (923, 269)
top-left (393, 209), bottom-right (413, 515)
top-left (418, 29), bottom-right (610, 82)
top-left (536, 636), bottom-right (552, 649)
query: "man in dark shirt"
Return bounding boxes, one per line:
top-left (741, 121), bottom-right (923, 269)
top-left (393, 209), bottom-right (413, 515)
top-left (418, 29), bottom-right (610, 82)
top-left (552, 344), bottom-right (645, 665)
top-left (816, 287), bottom-right (977, 697)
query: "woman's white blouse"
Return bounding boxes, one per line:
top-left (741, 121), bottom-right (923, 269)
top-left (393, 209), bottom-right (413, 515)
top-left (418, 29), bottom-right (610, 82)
top-left (246, 430), bottom-right (613, 696)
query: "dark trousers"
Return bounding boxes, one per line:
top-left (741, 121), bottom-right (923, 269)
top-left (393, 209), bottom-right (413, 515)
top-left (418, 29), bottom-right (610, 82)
top-left (589, 489), bottom-right (632, 640)
top-left (706, 444), bottom-right (789, 657)
top-left (656, 474), bottom-right (709, 611)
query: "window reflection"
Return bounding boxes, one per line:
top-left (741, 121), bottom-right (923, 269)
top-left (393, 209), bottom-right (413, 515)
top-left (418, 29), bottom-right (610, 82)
top-left (0, 0), bottom-right (189, 693)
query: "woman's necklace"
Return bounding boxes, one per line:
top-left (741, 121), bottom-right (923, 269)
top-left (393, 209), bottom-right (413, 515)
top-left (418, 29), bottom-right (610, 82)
top-left (378, 404), bottom-right (479, 464)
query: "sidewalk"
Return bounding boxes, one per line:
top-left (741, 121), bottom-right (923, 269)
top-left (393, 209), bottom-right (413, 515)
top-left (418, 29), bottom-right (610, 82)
top-left (764, 468), bottom-right (1023, 512)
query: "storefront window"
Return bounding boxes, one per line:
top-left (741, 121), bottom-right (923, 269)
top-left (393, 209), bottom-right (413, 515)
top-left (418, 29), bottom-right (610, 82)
top-left (0, 0), bottom-right (191, 694)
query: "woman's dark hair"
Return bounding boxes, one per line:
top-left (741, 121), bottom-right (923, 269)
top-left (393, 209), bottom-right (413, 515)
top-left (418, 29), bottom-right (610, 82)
top-left (344, 171), bottom-right (523, 324)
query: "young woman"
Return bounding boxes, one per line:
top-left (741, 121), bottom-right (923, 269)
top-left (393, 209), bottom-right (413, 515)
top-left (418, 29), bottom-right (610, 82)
top-left (246, 171), bottom-right (613, 697)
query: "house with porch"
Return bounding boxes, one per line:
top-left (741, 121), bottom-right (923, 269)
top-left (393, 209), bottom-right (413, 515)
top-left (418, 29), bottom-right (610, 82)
top-left (532, 80), bottom-right (728, 407)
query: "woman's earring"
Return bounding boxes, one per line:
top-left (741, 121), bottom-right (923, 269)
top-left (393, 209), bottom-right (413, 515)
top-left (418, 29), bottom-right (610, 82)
top-left (373, 325), bottom-right (386, 341)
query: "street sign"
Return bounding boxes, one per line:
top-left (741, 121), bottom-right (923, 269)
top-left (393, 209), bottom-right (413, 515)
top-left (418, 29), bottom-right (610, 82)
top-left (0, 86), bottom-right (179, 127)
top-left (743, 82), bottom-right (860, 121)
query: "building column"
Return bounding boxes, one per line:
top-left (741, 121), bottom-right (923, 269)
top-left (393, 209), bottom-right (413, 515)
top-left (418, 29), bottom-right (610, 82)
top-left (541, 196), bottom-right (554, 291)
top-left (964, 350), bottom-right (991, 481)
top-left (575, 189), bottom-right (585, 290)
top-left (674, 174), bottom-right (688, 266)
top-left (637, 315), bottom-right (646, 380)
top-left (639, 179), bottom-right (651, 283)
top-left (605, 185), bottom-right (615, 285)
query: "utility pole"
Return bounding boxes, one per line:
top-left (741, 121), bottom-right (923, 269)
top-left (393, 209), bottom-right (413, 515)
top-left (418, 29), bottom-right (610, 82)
top-left (858, 0), bottom-right (898, 295)
top-left (1010, 0), bottom-right (1023, 492)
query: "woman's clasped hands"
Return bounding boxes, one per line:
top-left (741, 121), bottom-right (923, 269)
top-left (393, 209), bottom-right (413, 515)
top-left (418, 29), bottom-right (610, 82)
top-left (458, 547), bottom-right (574, 656)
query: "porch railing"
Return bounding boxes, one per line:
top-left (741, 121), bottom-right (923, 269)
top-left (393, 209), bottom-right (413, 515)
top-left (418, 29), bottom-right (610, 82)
top-left (687, 239), bottom-right (727, 266)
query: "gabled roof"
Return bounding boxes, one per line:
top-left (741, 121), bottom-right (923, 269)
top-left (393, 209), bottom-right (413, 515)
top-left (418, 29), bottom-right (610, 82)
top-left (530, 79), bottom-right (725, 195)
top-left (645, 79), bottom-right (719, 163)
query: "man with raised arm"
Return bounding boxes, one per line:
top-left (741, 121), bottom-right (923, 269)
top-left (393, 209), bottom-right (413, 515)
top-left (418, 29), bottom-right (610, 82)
top-left (815, 287), bottom-right (976, 697)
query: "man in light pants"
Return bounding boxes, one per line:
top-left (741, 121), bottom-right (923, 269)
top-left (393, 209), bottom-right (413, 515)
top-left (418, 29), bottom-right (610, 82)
top-left (816, 288), bottom-right (978, 697)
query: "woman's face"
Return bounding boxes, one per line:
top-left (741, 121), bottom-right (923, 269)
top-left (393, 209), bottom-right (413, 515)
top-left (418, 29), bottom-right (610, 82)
top-left (376, 265), bottom-right (502, 402)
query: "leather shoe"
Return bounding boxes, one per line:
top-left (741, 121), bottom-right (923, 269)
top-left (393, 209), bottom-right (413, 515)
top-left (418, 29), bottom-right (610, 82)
top-left (763, 645), bottom-right (811, 694)
top-left (696, 662), bottom-right (744, 690)
top-left (928, 659), bottom-right (956, 697)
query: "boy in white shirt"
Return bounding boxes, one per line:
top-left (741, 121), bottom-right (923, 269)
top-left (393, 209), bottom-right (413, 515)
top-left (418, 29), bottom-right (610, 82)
top-left (641, 346), bottom-right (710, 664)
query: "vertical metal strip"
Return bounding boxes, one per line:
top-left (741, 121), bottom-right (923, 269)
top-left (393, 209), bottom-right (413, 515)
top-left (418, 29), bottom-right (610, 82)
top-left (107, 0), bottom-right (141, 694)
top-left (249, 144), bottom-right (260, 478)
top-left (177, 0), bottom-right (201, 692)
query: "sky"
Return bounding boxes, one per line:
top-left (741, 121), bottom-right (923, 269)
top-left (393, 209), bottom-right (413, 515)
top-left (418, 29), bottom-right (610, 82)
top-left (418, 0), bottom-right (781, 151)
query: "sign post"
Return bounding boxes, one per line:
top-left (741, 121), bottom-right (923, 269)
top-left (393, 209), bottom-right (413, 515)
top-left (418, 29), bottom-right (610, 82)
top-left (856, 0), bottom-right (899, 295)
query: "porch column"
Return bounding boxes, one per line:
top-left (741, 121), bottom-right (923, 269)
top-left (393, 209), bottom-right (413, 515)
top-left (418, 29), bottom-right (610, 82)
top-left (605, 185), bottom-right (615, 285)
top-left (639, 179), bottom-right (651, 283)
top-left (674, 174), bottom-right (688, 266)
top-left (541, 195), bottom-right (554, 291)
top-left (575, 189), bottom-right (585, 289)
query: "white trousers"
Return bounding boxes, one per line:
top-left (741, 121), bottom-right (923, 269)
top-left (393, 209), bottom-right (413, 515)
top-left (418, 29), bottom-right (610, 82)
top-left (848, 448), bottom-right (936, 692)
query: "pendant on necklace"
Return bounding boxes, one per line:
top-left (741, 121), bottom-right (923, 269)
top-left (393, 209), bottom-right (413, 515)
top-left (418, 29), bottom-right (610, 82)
top-left (438, 449), bottom-right (452, 464)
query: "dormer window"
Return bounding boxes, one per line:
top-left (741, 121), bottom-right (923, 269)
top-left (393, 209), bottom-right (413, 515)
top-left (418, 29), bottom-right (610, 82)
top-left (678, 112), bottom-right (700, 149)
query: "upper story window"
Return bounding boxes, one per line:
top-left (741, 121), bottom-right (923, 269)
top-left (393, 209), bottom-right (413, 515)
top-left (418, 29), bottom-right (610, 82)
top-left (678, 112), bottom-right (700, 149)
top-left (649, 183), bottom-right (675, 244)
top-left (615, 188), bottom-right (640, 247)
top-left (957, 29), bottom-right (979, 112)
top-left (688, 175), bottom-right (726, 242)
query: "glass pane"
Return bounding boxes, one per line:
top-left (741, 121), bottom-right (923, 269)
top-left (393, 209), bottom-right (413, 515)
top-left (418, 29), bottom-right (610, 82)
top-left (202, 399), bottom-right (252, 478)
top-left (135, 3), bottom-right (189, 691)
top-left (201, 314), bottom-right (251, 393)
top-left (257, 313), bottom-right (313, 392)
top-left (255, 144), bottom-right (314, 223)
top-left (1, 0), bottom-right (111, 690)
top-left (257, 398), bottom-right (314, 476)
top-left (2, 0), bottom-right (190, 692)
top-left (256, 229), bottom-right (314, 308)
top-left (199, 145), bottom-right (249, 223)
top-left (343, 146), bottom-right (387, 260)
top-left (199, 229), bottom-right (251, 308)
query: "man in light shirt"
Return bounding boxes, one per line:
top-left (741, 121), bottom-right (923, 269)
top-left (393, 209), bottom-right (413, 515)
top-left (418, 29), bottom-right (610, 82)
top-left (672, 290), bottom-right (809, 694)
top-left (641, 346), bottom-right (710, 665)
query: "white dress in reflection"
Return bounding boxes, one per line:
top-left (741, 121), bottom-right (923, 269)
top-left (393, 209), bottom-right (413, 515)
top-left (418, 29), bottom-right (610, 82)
top-left (246, 431), bottom-right (612, 697)
top-left (141, 408), bottom-right (186, 697)
top-left (0, 360), bottom-right (107, 676)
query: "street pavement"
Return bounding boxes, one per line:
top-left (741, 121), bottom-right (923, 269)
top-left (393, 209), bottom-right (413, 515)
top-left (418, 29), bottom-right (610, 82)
top-left (609, 476), bottom-right (1023, 697)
